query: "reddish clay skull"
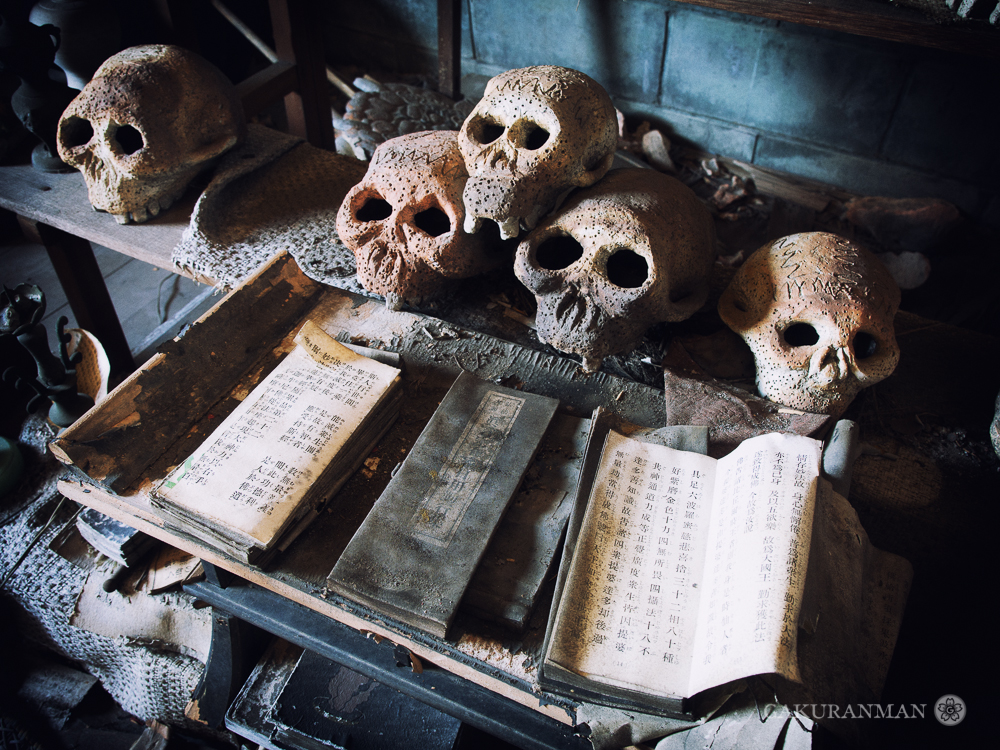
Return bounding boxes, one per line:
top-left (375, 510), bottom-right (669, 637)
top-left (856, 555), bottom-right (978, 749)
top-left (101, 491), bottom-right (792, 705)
top-left (337, 130), bottom-right (503, 310)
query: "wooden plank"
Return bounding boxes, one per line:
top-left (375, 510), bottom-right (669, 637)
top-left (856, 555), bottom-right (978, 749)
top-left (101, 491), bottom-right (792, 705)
top-left (0, 165), bottom-right (195, 279)
top-left (50, 253), bottom-right (324, 492)
top-left (671, 0), bottom-right (1000, 58)
top-left (49, 253), bottom-right (675, 728)
top-left (675, 147), bottom-right (857, 212)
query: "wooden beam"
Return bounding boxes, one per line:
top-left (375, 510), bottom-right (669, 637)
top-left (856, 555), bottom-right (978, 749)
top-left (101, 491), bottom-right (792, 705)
top-left (670, 0), bottom-right (1000, 59)
top-left (236, 60), bottom-right (298, 118)
top-left (269, 0), bottom-right (336, 150)
top-left (437, 0), bottom-right (462, 100)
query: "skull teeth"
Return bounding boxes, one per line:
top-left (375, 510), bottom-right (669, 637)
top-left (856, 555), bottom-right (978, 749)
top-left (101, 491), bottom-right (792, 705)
top-left (384, 292), bottom-right (404, 311)
top-left (109, 195), bottom-right (170, 224)
top-left (464, 214), bottom-right (483, 234)
top-left (464, 214), bottom-right (520, 240)
top-left (498, 216), bottom-right (520, 240)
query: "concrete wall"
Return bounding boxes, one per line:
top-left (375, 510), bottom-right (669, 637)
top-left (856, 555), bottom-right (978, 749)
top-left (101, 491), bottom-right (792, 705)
top-left (325, 0), bottom-right (999, 227)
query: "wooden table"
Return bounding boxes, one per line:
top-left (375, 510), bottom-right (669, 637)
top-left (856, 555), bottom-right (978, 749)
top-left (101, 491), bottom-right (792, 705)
top-left (52, 251), bottom-right (673, 749)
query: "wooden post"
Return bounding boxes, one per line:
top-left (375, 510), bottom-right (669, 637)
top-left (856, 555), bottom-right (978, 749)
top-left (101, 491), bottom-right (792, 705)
top-left (269, 0), bottom-right (335, 150)
top-left (17, 216), bottom-right (136, 381)
top-left (437, 0), bottom-right (462, 100)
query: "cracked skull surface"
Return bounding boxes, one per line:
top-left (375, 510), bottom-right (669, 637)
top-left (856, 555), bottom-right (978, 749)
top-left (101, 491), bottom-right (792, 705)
top-left (337, 130), bottom-right (504, 310)
top-left (458, 65), bottom-right (618, 241)
top-left (57, 45), bottom-right (245, 224)
top-left (717, 232), bottom-right (901, 417)
top-left (515, 168), bottom-right (715, 371)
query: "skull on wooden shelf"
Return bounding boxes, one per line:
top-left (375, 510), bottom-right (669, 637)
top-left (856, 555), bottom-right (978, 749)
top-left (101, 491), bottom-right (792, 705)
top-left (515, 168), bottom-right (715, 372)
top-left (57, 45), bottom-right (245, 224)
top-left (458, 65), bottom-right (618, 241)
top-left (337, 130), bottom-right (505, 310)
top-left (718, 232), bottom-right (901, 417)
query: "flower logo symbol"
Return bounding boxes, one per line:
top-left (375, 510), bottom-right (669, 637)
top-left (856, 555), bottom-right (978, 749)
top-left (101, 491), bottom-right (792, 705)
top-left (934, 695), bottom-right (966, 726)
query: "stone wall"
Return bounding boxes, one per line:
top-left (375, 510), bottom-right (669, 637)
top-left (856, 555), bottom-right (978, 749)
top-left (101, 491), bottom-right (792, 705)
top-left (325, 0), bottom-right (999, 228)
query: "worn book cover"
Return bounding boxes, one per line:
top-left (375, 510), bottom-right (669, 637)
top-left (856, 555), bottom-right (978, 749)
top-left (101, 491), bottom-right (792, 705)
top-left (151, 320), bottom-right (402, 562)
top-left (461, 413), bottom-right (591, 632)
top-left (327, 371), bottom-right (559, 638)
top-left (541, 411), bottom-right (823, 717)
top-left (75, 507), bottom-right (156, 567)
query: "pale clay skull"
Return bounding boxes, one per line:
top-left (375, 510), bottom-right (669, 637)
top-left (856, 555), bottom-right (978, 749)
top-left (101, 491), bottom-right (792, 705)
top-left (458, 65), bottom-right (618, 241)
top-left (515, 168), bottom-right (715, 372)
top-left (337, 130), bottom-right (504, 310)
top-left (718, 232), bottom-right (901, 418)
top-left (57, 45), bottom-right (245, 224)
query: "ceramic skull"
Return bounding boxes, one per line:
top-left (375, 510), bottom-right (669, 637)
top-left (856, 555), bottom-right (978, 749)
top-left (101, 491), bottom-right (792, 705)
top-left (337, 130), bottom-right (504, 310)
top-left (515, 168), bottom-right (715, 371)
top-left (458, 65), bottom-right (618, 241)
top-left (717, 232), bottom-right (901, 417)
top-left (57, 45), bottom-right (245, 224)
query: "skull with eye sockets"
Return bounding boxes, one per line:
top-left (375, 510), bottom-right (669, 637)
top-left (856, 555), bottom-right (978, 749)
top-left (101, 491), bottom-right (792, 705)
top-left (515, 168), bottom-right (715, 372)
top-left (718, 232), bottom-right (901, 417)
top-left (337, 130), bottom-right (505, 310)
top-left (458, 65), bottom-right (618, 241)
top-left (56, 45), bottom-right (244, 224)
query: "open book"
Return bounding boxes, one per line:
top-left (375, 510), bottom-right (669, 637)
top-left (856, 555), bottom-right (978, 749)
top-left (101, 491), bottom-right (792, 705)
top-left (540, 414), bottom-right (822, 718)
top-left (151, 320), bottom-right (402, 564)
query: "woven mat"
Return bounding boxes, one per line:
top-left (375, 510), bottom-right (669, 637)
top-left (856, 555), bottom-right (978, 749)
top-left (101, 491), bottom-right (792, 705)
top-left (0, 416), bottom-right (204, 725)
top-left (172, 124), bottom-right (371, 295)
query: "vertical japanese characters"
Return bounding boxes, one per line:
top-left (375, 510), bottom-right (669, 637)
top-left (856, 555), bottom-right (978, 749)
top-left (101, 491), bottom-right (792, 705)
top-left (152, 320), bottom-right (402, 555)
top-left (545, 430), bottom-right (821, 702)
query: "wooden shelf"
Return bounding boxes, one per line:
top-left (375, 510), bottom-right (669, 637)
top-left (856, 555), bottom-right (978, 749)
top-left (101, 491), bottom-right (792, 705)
top-left (671, 0), bottom-right (1000, 58)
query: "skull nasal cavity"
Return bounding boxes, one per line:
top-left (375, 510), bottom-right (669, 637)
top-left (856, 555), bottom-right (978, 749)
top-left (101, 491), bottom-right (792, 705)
top-left (414, 207), bottom-right (451, 237)
top-left (853, 332), bottom-right (878, 359)
top-left (114, 125), bottom-right (144, 155)
top-left (783, 323), bottom-right (819, 347)
top-left (606, 249), bottom-right (648, 288)
top-left (536, 235), bottom-right (583, 270)
top-left (62, 116), bottom-right (94, 148)
top-left (356, 197), bottom-right (392, 222)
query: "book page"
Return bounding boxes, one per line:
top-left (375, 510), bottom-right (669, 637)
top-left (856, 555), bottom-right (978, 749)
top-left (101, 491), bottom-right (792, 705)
top-left (689, 433), bottom-right (822, 696)
top-left (546, 430), bottom-right (718, 698)
top-left (154, 320), bottom-right (400, 549)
